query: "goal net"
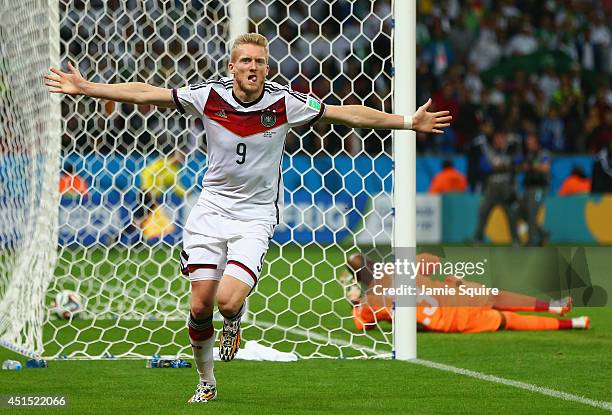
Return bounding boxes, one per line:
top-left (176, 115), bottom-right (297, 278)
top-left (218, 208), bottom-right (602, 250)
top-left (0, 0), bottom-right (61, 356)
top-left (2, 0), bottom-right (398, 359)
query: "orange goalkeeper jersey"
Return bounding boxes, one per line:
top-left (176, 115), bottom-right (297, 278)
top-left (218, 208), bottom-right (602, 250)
top-left (415, 275), bottom-right (502, 333)
top-left (352, 302), bottom-right (501, 333)
top-left (356, 274), bottom-right (503, 333)
top-left (416, 300), bottom-right (501, 333)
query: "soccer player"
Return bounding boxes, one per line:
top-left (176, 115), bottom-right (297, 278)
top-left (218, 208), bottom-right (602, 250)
top-left (342, 253), bottom-right (590, 333)
top-left (45, 33), bottom-right (452, 403)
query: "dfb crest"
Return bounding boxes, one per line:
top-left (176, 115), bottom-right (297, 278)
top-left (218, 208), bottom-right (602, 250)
top-left (260, 110), bottom-right (276, 128)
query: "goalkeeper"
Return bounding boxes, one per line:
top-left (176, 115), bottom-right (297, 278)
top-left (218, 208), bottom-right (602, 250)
top-left (341, 253), bottom-right (590, 333)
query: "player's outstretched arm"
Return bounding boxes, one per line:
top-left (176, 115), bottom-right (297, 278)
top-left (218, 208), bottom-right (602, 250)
top-left (320, 98), bottom-right (451, 134)
top-left (45, 63), bottom-right (174, 108)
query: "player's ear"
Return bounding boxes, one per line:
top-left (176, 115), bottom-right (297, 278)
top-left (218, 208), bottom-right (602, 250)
top-left (265, 64), bottom-right (269, 76)
top-left (228, 61), bottom-right (235, 75)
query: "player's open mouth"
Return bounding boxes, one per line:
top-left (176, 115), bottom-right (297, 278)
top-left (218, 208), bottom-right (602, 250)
top-left (248, 75), bottom-right (257, 84)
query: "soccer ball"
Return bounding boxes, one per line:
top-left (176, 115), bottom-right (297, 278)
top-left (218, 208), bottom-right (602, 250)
top-left (51, 290), bottom-right (84, 319)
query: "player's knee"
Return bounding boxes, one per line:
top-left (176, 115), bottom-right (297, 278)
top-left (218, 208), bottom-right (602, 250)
top-left (217, 296), bottom-right (242, 319)
top-left (191, 300), bottom-right (214, 319)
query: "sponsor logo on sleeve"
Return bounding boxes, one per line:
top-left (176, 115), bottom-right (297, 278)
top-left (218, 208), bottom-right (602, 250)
top-left (307, 97), bottom-right (321, 111)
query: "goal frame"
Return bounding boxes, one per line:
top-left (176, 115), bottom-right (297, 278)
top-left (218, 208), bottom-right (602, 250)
top-left (392, 0), bottom-right (417, 360)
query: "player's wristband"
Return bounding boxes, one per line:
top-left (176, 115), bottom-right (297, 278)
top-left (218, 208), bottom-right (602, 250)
top-left (403, 115), bottom-right (413, 130)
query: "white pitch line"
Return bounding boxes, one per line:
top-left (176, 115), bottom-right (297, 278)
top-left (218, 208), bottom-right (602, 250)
top-left (252, 321), bottom-right (612, 411)
top-left (411, 358), bottom-right (612, 412)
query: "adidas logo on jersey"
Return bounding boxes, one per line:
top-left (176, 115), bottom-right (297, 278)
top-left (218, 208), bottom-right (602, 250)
top-left (215, 109), bottom-right (228, 118)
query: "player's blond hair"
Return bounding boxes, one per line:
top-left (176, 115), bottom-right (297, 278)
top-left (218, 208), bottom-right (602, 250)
top-left (230, 33), bottom-right (269, 62)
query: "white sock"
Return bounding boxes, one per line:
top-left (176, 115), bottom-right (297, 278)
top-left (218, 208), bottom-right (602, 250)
top-left (190, 335), bottom-right (215, 385)
top-left (189, 313), bottom-right (216, 385)
top-left (549, 297), bottom-right (571, 314)
top-left (571, 316), bottom-right (589, 329)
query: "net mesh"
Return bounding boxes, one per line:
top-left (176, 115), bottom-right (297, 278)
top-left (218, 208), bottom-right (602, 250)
top-left (5, 0), bottom-right (396, 359)
top-left (0, 0), bottom-right (61, 357)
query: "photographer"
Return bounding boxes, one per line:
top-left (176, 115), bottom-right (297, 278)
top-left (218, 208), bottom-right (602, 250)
top-left (519, 133), bottom-right (551, 246)
top-left (474, 129), bottom-right (520, 244)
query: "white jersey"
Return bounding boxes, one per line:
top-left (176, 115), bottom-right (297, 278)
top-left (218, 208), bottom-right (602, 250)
top-left (172, 77), bottom-right (325, 225)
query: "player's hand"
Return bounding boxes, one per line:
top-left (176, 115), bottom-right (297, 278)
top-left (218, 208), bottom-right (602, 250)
top-left (411, 98), bottom-right (452, 134)
top-left (44, 63), bottom-right (87, 96)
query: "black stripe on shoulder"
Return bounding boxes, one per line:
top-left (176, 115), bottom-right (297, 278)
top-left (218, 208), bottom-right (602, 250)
top-left (189, 80), bottom-right (208, 88)
top-left (287, 91), bottom-right (308, 104)
top-left (290, 93), bottom-right (307, 104)
top-left (190, 79), bottom-right (232, 91)
top-left (265, 84), bottom-right (310, 103)
top-left (265, 88), bottom-right (308, 104)
top-left (172, 89), bottom-right (186, 114)
top-left (265, 82), bottom-right (307, 95)
top-left (189, 81), bottom-right (211, 90)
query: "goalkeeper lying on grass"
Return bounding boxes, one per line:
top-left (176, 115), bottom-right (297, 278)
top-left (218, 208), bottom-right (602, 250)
top-left (339, 253), bottom-right (590, 333)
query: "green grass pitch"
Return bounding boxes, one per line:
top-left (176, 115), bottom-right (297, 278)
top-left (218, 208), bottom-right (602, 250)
top-left (0, 245), bottom-right (611, 414)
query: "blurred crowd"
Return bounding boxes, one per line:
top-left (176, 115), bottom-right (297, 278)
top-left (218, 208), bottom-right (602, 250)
top-left (415, 0), bottom-right (612, 155)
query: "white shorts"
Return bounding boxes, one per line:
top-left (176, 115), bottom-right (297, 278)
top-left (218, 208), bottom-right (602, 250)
top-left (180, 207), bottom-right (274, 289)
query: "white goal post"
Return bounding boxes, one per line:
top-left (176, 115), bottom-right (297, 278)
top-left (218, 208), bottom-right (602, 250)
top-left (392, 0), bottom-right (417, 360)
top-left (0, 0), bottom-right (416, 360)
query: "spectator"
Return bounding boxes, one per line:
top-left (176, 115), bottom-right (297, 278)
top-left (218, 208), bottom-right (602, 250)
top-left (432, 82), bottom-right (459, 118)
top-left (536, 14), bottom-right (558, 49)
top-left (449, 14), bottom-right (474, 59)
top-left (500, 0), bottom-right (521, 20)
top-left (421, 19), bottom-right (455, 76)
top-left (539, 106), bottom-right (565, 152)
top-left (488, 78), bottom-right (506, 107)
top-left (518, 133), bottom-right (550, 246)
top-left (590, 12), bottom-right (611, 72)
top-left (576, 28), bottom-right (597, 71)
top-left (429, 159), bottom-right (468, 193)
top-left (552, 73), bottom-right (582, 106)
top-left (558, 166), bottom-right (591, 195)
top-left (464, 62), bottom-right (483, 104)
top-left (588, 106), bottom-right (612, 152)
top-left (59, 164), bottom-right (89, 199)
top-left (558, 31), bottom-right (579, 61)
top-left (432, 82), bottom-right (460, 152)
top-left (468, 28), bottom-right (502, 71)
top-left (505, 23), bottom-right (538, 56)
top-left (584, 106), bottom-right (602, 144)
top-left (474, 130), bottom-right (520, 245)
top-left (538, 65), bottom-right (560, 103)
top-left (467, 117), bottom-right (494, 192)
top-left (591, 142), bottom-right (612, 192)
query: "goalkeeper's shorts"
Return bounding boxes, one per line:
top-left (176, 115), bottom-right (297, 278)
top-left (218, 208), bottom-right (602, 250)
top-left (180, 208), bottom-right (274, 290)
